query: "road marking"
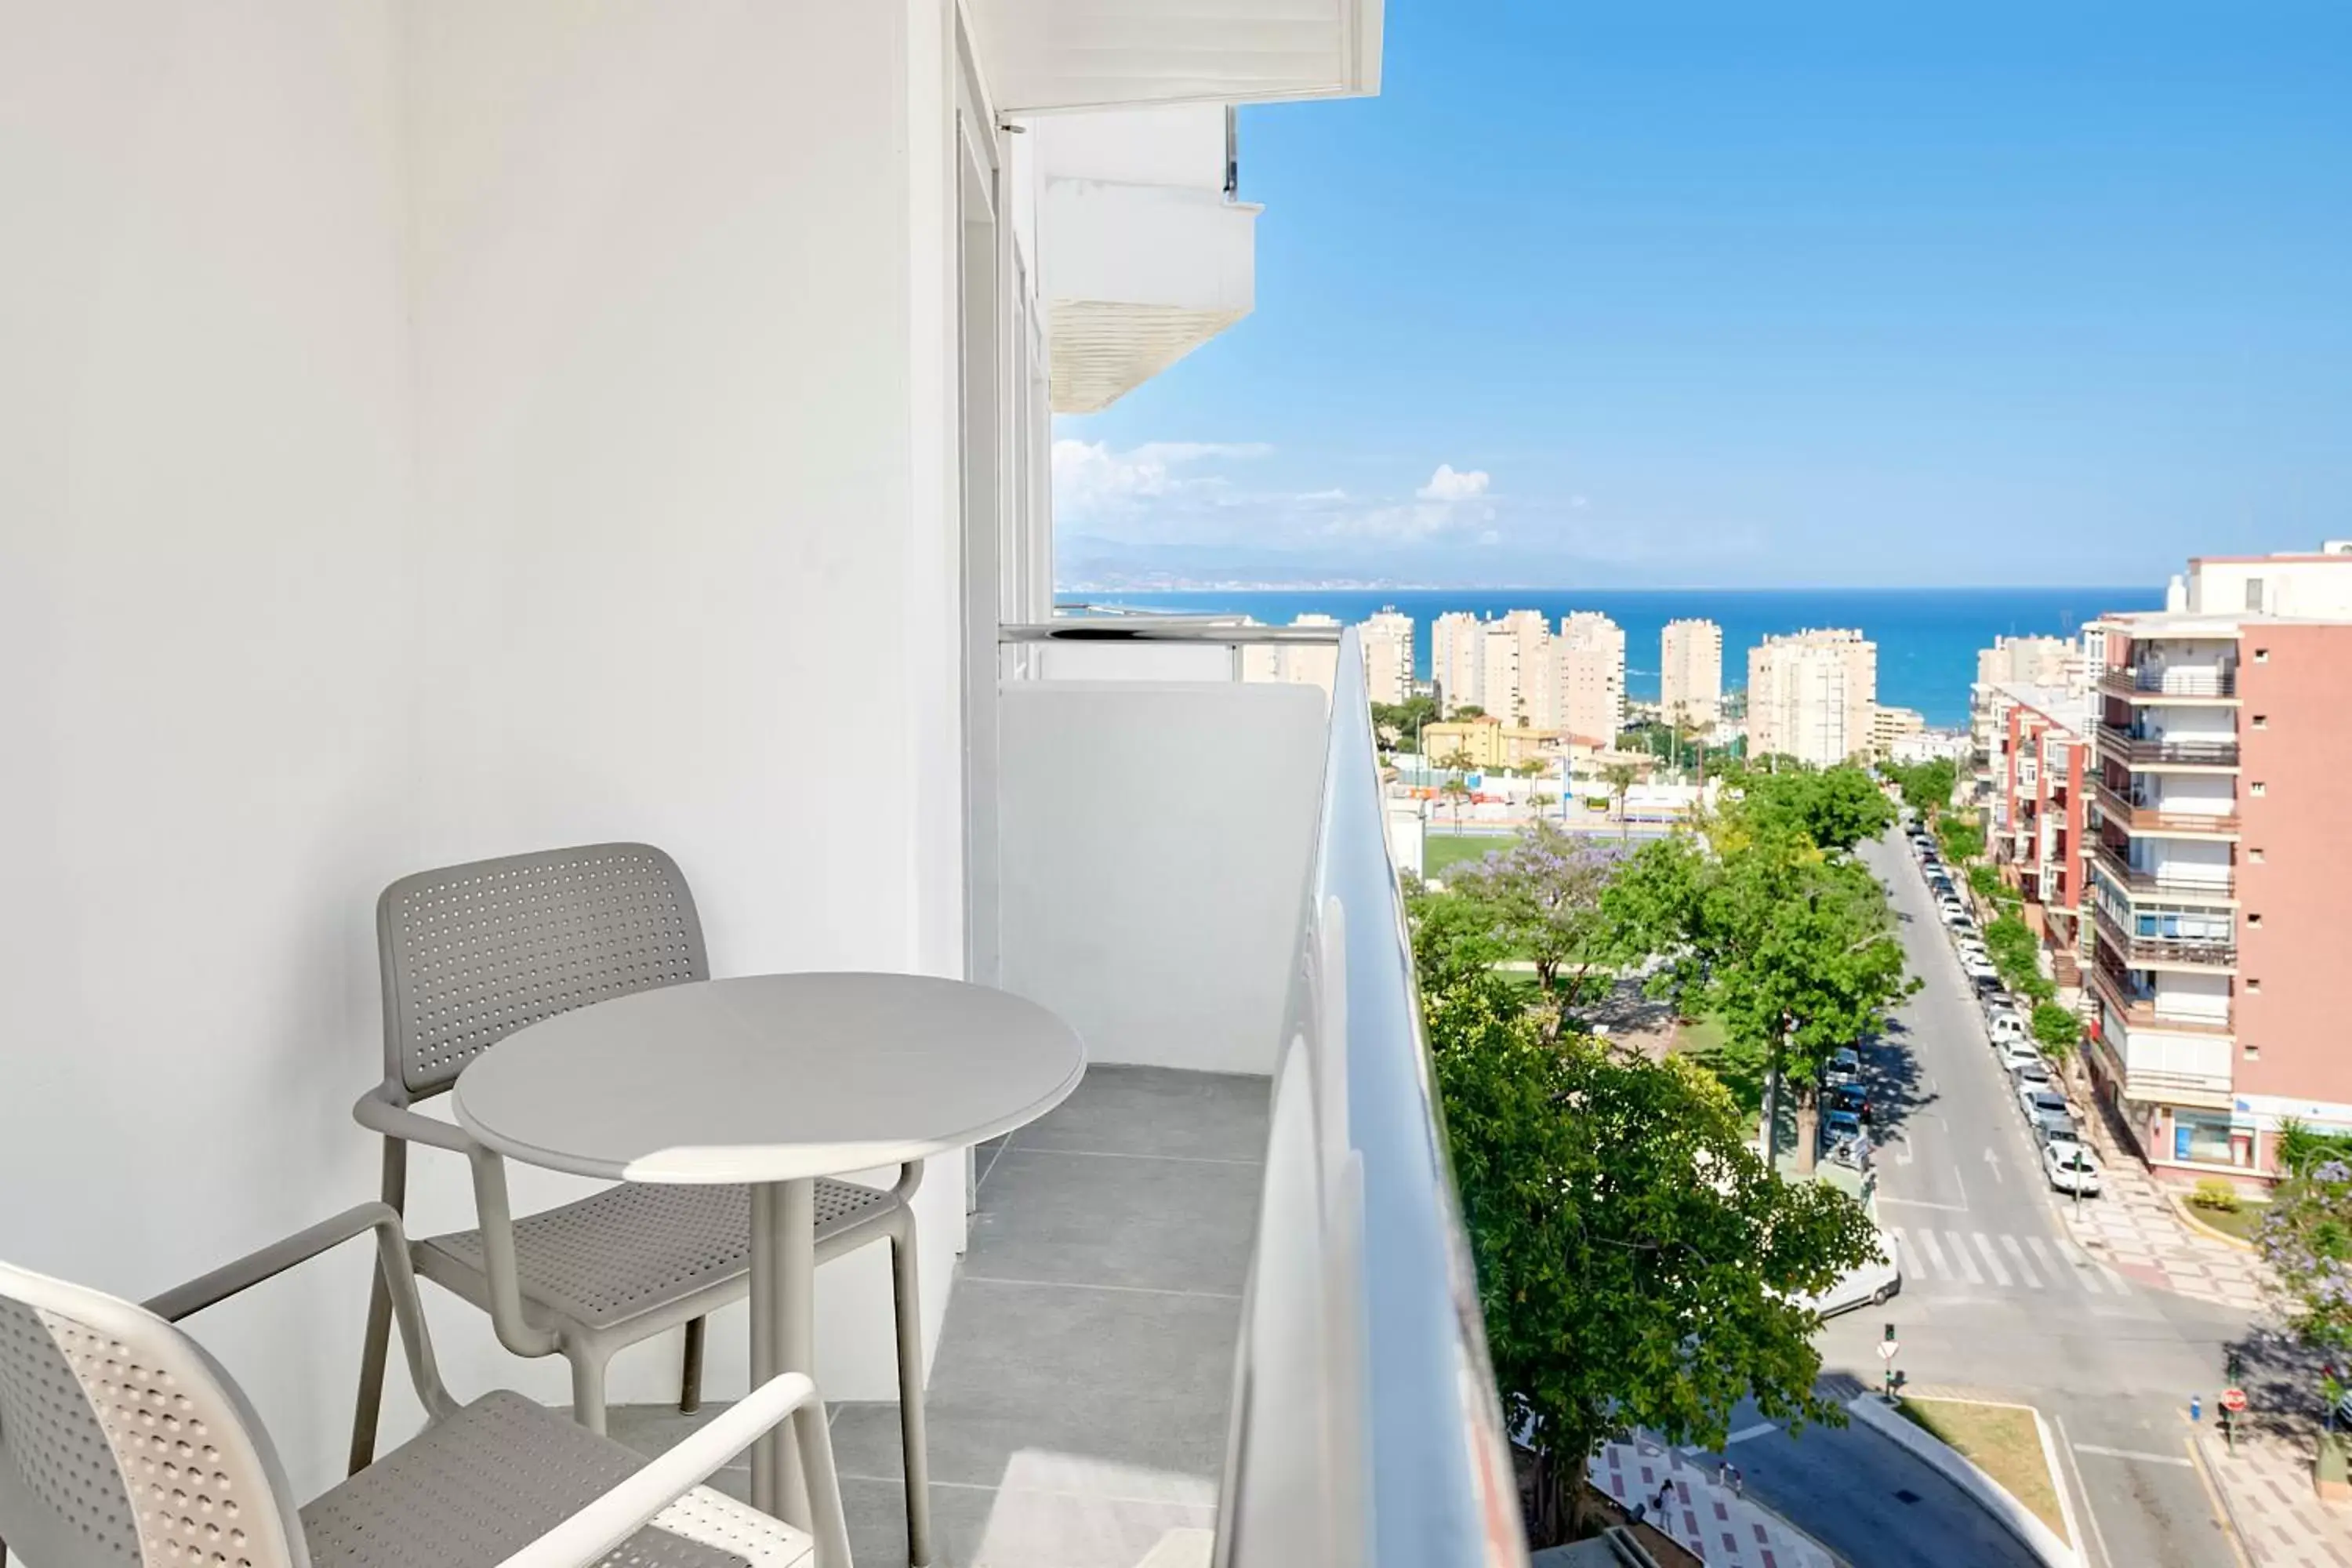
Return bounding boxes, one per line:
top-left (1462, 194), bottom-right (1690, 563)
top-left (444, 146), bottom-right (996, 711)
top-left (2052, 1414), bottom-right (2114, 1568)
top-left (2070, 1443), bottom-right (2194, 1468)
top-left (1878, 1195), bottom-right (1969, 1213)
top-left (1893, 1130), bottom-right (1915, 1167)
top-left (1981, 1146), bottom-right (2005, 1185)
top-left (2024, 1236), bottom-right (2067, 1289)
top-left (2055, 1236), bottom-right (2128, 1296)
top-left (1946, 1231), bottom-right (1984, 1284)
top-left (1725, 1423), bottom-right (1779, 1446)
top-left (2000, 1233), bottom-right (2042, 1288)
top-left (1972, 1232), bottom-right (2013, 1286)
top-left (1908, 1227), bottom-right (1953, 1279)
top-left (1952, 1163), bottom-right (1970, 1203)
top-left (2183, 1418), bottom-right (2256, 1568)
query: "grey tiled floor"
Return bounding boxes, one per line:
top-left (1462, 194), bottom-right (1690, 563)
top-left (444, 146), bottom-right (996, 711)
top-left (609, 1065), bottom-right (1268, 1567)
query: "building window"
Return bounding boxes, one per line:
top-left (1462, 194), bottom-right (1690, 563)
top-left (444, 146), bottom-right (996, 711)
top-left (2254, 648), bottom-right (2270, 663)
top-left (2250, 781), bottom-right (2267, 797)
top-left (2245, 578), bottom-right (2266, 612)
top-left (2244, 1044), bottom-right (2260, 1060)
top-left (2249, 913), bottom-right (2263, 928)
top-left (2249, 848), bottom-right (2265, 863)
top-left (2248, 978), bottom-right (2262, 994)
top-left (2252, 714), bottom-right (2268, 729)
top-left (2173, 1110), bottom-right (2238, 1164)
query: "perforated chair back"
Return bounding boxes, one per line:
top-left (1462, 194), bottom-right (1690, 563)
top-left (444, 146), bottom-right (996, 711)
top-left (379, 844), bottom-right (710, 1100)
top-left (0, 1263), bottom-right (309, 1568)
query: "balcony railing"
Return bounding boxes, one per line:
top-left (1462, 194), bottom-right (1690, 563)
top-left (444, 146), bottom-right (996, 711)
top-left (2099, 665), bottom-right (2237, 700)
top-left (2122, 1066), bottom-right (2235, 1106)
top-left (2089, 953), bottom-right (2234, 1037)
top-left (2089, 840), bottom-right (2234, 900)
top-left (2092, 905), bottom-right (2236, 970)
top-left (2090, 777), bottom-right (2239, 837)
top-left (2094, 723), bottom-right (2239, 768)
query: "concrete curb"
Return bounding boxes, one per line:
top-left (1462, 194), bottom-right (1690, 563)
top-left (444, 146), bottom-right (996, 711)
top-left (1846, 1394), bottom-right (2080, 1568)
top-left (2166, 1190), bottom-right (2262, 1254)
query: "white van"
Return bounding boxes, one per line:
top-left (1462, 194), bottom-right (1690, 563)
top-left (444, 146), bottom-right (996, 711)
top-left (1799, 1228), bottom-right (1901, 1318)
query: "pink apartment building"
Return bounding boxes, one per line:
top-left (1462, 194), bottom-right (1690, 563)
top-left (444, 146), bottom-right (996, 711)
top-left (2085, 546), bottom-right (2352, 1181)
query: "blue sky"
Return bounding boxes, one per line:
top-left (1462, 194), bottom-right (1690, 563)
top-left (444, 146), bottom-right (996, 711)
top-left (1054, 2), bottom-right (2352, 590)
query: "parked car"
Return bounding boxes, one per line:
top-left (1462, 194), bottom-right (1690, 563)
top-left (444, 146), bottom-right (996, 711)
top-left (2020, 1085), bottom-right (2069, 1122)
top-left (2045, 1145), bottom-right (2103, 1196)
top-left (1989, 1014), bottom-right (2027, 1045)
top-left (1997, 1040), bottom-right (2044, 1073)
top-left (1941, 906), bottom-right (1974, 930)
top-left (1965, 960), bottom-right (2001, 988)
top-left (1822, 1108), bottom-right (1866, 1149)
top-left (2011, 1058), bottom-right (2055, 1094)
top-left (2044, 1127), bottom-right (2089, 1163)
top-left (2033, 1105), bottom-right (2081, 1147)
top-left (1831, 1083), bottom-right (1874, 1123)
top-left (1824, 1047), bottom-right (1864, 1086)
top-left (1798, 1228), bottom-right (1903, 1317)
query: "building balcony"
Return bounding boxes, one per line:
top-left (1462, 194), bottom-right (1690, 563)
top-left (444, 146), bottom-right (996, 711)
top-left (2098, 665), bottom-right (2238, 702)
top-left (2090, 952), bottom-right (2234, 1040)
top-left (2089, 776), bottom-right (2239, 839)
top-left (2089, 840), bottom-right (2235, 902)
top-left (2092, 905), bottom-right (2236, 972)
top-left (2093, 722), bottom-right (2239, 771)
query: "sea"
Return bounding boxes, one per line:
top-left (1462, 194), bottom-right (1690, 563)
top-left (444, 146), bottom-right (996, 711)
top-left (1055, 586), bottom-right (2163, 729)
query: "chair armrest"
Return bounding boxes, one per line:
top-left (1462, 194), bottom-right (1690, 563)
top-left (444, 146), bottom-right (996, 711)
top-left (353, 1083), bottom-right (560, 1358)
top-left (144, 1202), bottom-right (398, 1321)
top-left (354, 1083), bottom-right (483, 1156)
top-left (492, 1373), bottom-right (843, 1568)
top-left (141, 1203), bottom-right (459, 1420)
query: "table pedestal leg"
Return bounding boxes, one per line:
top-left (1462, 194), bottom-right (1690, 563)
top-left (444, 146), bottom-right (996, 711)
top-left (750, 1178), bottom-right (853, 1567)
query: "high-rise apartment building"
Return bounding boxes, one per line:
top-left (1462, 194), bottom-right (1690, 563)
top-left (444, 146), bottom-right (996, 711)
top-left (1556, 612), bottom-right (1626, 743)
top-left (1359, 610), bottom-right (1414, 706)
top-left (1987, 685), bottom-right (2091, 967)
top-left (1432, 612), bottom-right (1483, 715)
top-left (2084, 543), bottom-right (2352, 1181)
top-left (1479, 620), bottom-right (1522, 725)
top-left (1660, 619), bottom-right (1724, 730)
top-left (1240, 614), bottom-right (1340, 693)
top-left (1746, 629), bottom-right (1877, 767)
top-left (1970, 634), bottom-right (2092, 808)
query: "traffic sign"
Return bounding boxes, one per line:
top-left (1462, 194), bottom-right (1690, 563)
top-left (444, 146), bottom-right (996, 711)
top-left (2221, 1387), bottom-right (2248, 1414)
top-left (1878, 1340), bottom-right (1901, 1361)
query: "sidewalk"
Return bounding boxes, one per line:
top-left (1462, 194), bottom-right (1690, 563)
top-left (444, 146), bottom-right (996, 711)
top-left (2195, 1427), bottom-right (2352, 1568)
top-left (1590, 1436), bottom-right (1838, 1568)
top-left (2058, 1090), bottom-right (2272, 1312)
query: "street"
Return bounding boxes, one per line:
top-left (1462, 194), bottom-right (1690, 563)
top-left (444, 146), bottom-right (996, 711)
top-left (1717, 829), bottom-right (2256, 1568)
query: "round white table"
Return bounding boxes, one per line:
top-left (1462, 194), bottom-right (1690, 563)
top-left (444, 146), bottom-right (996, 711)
top-left (453, 972), bottom-right (1087, 1563)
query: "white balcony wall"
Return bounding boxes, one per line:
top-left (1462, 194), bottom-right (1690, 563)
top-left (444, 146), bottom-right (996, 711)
top-left (0, 0), bottom-right (1028, 1499)
top-left (2134, 838), bottom-right (2234, 890)
top-left (2114, 1018), bottom-right (2233, 1087)
top-left (2140, 773), bottom-right (2237, 817)
top-left (997, 681), bottom-right (1326, 1076)
top-left (2138, 706), bottom-right (2237, 745)
top-left (397, 0), bottom-right (974, 1434)
top-left (1034, 102), bottom-right (1231, 189)
top-left (2151, 970), bottom-right (2234, 1025)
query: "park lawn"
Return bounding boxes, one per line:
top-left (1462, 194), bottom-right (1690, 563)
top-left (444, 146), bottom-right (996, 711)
top-left (1898, 1397), bottom-right (2067, 1539)
top-left (2187, 1200), bottom-right (2265, 1243)
top-left (1425, 833), bottom-right (1509, 880)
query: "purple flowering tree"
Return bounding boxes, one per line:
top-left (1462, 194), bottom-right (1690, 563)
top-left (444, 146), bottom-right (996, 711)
top-left (1450, 820), bottom-right (1621, 1031)
top-left (2261, 1157), bottom-right (2352, 1356)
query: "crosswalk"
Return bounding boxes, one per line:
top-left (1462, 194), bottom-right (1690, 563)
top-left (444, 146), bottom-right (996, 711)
top-left (1890, 1225), bottom-right (2132, 1297)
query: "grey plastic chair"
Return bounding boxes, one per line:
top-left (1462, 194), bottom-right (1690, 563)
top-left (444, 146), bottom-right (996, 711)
top-left (0, 1202), bottom-right (849, 1568)
top-left (347, 844), bottom-right (931, 1563)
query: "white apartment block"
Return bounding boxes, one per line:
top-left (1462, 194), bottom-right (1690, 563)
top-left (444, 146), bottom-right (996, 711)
top-left (1748, 628), bottom-right (1878, 767)
top-left (1359, 610), bottom-right (1415, 706)
top-left (1479, 620), bottom-right (1523, 724)
top-left (1501, 608), bottom-right (1555, 728)
top-left (1242, 614), bottom-right (1342, 693)
top-left (1432, 612), bottom-right (1483, 715)
top-left (1660, 618), bottom-right (1724, 729)
top-left (1557, 612), bottom-right (1627, 744)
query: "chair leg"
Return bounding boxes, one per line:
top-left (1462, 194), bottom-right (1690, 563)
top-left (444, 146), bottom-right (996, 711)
top-left (891, 1222), bottom-right (934, 1567)
top-left (680, 1315), bottom-right (706, 1414)
top-left (571, 1352), bottom-right (610, 1436)
top-left (349, 1136), bottom-right (406, 1475)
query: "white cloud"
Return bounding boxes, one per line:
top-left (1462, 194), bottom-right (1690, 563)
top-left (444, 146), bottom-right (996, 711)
top-left (1415, 463), bottom-right (1492, 503)
top-left (1052, 439), bottom-right (1270, 521)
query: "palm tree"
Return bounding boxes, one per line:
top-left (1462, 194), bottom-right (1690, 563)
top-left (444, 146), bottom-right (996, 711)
top-left (1601, 760), bottom-right (1642, 843)
top-left (1439, 747), bottom-right (1478, 826)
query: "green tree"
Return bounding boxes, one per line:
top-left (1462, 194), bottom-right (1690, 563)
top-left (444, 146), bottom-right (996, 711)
top-left (1369, 695), bottom-right (1439, 752)
top-left (2277, 1118), bottom-right (2352, 1178)
top-left (1885, 757), bottom-right (1958, 818)
top-left (1984, 914), bottom-right (2053, 1003)
top-left (1451, 820), bottom-right (1621, 1028)
top-left (1430, 980), bottom-right (1878, 1544)
top-left (1737, 764), bottom-right (1896, 852)
top-left (2031, 1003), bottom-right (2082, 1086)
top-left (1602, 827), bottom-right (1916, 1172)
top-left (1452, 704), bottom-right (1487, 720)
top-left (1936, 814), bottom-right (1986, 863)
top-left (1403, 880), bottom-right (1512, 993)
